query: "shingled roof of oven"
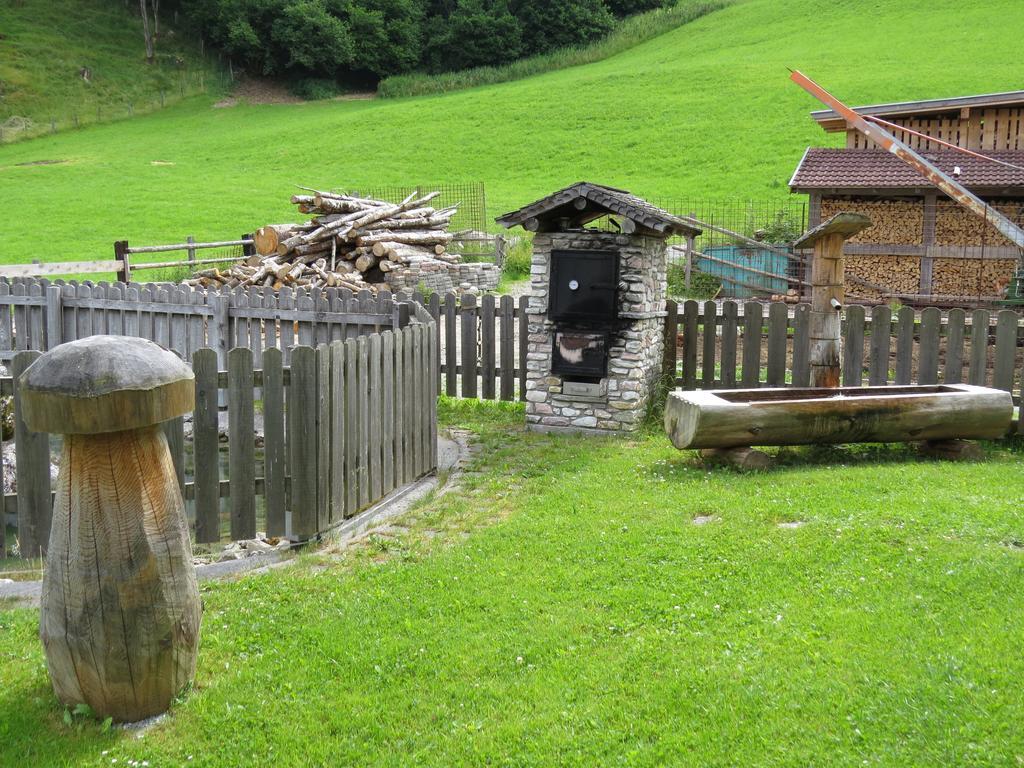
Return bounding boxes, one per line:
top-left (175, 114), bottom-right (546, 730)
top-left (495, 182), bottom-right (701, 237)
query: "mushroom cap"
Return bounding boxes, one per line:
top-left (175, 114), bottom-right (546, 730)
top-left (19, 336), bottom-right (195, 435)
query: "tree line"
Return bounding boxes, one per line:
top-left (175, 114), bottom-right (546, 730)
top-left (165, 0), bottom-right (671, 92)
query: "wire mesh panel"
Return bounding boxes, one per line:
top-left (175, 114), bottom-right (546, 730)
top-left (350, 182), bottom-right (488, 235)
top-left (652, 198), bottom-right (809, 299)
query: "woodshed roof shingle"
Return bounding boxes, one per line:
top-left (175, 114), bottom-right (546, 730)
top-left (789, 148), bottom-right (1024, 192)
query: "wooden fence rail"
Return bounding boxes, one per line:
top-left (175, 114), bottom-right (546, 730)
top-left (2, 324), bottom-right (438, 559)
top-left (664, 300), bottom-right (1024, 409)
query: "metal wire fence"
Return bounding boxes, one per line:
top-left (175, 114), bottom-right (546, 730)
top-left (653, 198), bottom-right (809, 299)
top-left (351, 182), bottom-right (488, 236)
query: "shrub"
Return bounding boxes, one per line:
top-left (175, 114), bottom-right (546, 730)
top-left (502, 236), bottom-right (533, 280)
top-left (666, 262), bottom-right (721, 299)
top-left (290, 77), bottom-right (340, 100)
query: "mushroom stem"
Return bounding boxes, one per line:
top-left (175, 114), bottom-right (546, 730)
top-left (40, 425), bottom-right (200, 723)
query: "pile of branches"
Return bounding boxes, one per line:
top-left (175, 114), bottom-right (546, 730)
top-left (186, 188), bottom-right (459, 291)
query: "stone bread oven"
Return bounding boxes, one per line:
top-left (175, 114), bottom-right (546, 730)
top-left (497, 182), bottom-right (701, 434)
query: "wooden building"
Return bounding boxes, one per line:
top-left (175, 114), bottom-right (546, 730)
top-left (789, 90), bottom-right (1024, 303)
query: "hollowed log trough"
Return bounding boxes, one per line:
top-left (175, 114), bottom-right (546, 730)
top-left (665, 384), bottom-right (1013, 450)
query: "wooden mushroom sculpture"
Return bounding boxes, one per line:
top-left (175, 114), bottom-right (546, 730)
top-left (20, 335), bottom-right (201, 723)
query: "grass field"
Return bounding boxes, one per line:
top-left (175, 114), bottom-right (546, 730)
top-left (0, 0), bottom-right (220, 143)
top-left (3, 400), bottom-right (1024, 766)
top-left (2, 0), bottom-right (1024, 265)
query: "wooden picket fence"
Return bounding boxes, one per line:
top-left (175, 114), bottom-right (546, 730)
top-left (2, 322), bottom-right (438, 559)
top-left (421, 292), bottom-right (530, 402)
top-left (665, 300), bottom-right (1024, 409)
top-left (0, 278), bottom-right (410, 366)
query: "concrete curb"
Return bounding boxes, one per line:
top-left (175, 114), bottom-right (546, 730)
top-left (1, 433), bottom-right (469, 610)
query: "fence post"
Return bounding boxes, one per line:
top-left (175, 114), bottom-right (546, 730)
top-left (495, 235), bottom-right (507, 268)
top-left (186, 235), bottom-right (196, 265)
top-left (685, 213), bottom-right (696, 291)
top-left (114, 240), bottom-right (131, 284)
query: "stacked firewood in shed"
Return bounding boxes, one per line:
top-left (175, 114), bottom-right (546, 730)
top-left (185, 188), bottom-right (459, 291)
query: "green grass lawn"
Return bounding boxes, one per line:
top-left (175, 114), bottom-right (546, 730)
top-left (3, 399), bottom-right (1024, 766)
top-left (0, 0), bottom-right (220, 143)
top-left (3, 0), bottom-right (1024, 264)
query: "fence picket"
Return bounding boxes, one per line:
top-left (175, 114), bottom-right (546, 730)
top-left (0, 283), bottom-right (11, 354)
top-left (279, 287), bottom-right (295, 362)
top-left (404, 326), bottom-right (416, 481)
top-left (662, 299), bottom-right (678, 385)
top-left (701, 301), bottom-right (717, 389)
top-left (357, 336), bottom-right (371, 509)
top-left (444, 292), bottom-right (457, 396)
top-left (263, 347), bottom-right (286, 538)
top-left (499, 295), bottom-right (515, 401)
top-left (429, 293), bottom-right (441, 399)
top-left (842, 304), bottom-right (865, 387)
top-left (518, 296), bottom-right (528, 401)
top-left (26, 283), bottom-right (44, 350)
top-left (741, 301), bottom-right (763, 388)
top-left (461, 293), bottom-right (478, 398)
top-left (192, 349), bottom-right (220, 543)
top-left (228, 347), bottom-right (256, 541)
top-left (969, 309), bottom-right (990, 386)
top-left (766, 302), bottom-right (788, 387)
top-left (289, 346), bottom-right (318, 539)
top-left (481, 294), bottom-right (496, 400)
top-left (163, 416), bottom-right (186, 493)
top-left (393, 330), bottom-right (406, 489)
top-left (46, 285), bottom-right (62, 349)
top-left (945, 308), bottom-right (965, 384)
top-left (868, 305), bottom-right (891, 385)
top-left (329, 341), bottom-right (346, 521)
top-left (681, 300), bottom-right (698, 390)
top-left (368, 335), bottom-right (383, 502)
top-left (108, 283), bottom-right (126, 337)
top-left (918, 307), bottom-right (941, 385)
top-left (791, 304), bottom-right (810, 387)
top-left (721, 301), bottom-right (738, 388)
top-left (11, 350), bottom-right (50, 559)
top-left (317, 345), bottom-right (331, 530)
top-left (382, 332), bottom-right (395, 494)
top-left (344, 338), bottom-right (359, 515)
top-left (993, 310), bottom-right (1018, 392)
top-left (894, 306), bottom-right (915, 385)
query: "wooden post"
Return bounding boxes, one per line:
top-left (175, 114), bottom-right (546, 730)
top-left (114, 240), bottom-right (131, 284)
top-left (186, 234), bottom-right (197, 265)
top-left (794, 213), bottom-right (871, 388)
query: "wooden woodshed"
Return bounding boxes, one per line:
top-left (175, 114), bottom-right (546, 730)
top-left (789, 90), bottom-right (1024, 304)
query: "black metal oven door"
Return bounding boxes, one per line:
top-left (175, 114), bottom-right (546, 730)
top-left (551, 330), bottom-right (607, 379)
top-left (549, 250), bottom-right (619, 322)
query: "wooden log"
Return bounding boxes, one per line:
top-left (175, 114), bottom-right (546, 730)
top-left (21, 336), bottom-right (200, 723)
top-left (699, 447), bottom-right (773, 470)
top-left (918, 438), bottom-right (985, 461)
top-left (253, 224), bottom-right (298, 256)
top-left (356, 230), bottom-right (454, 247)
top-left (664, 384), bottom-right (1012, 450)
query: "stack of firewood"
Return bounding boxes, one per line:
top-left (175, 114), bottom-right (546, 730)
top-left (769, 288), bottom-right (801, 304)
top-left (185, 188), bottom-right (459, 291)
top-left (819, 200), bottom-right (923, 245)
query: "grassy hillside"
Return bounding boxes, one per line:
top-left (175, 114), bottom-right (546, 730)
top-left (0, 0), bottom-right (221, 142)
top-left (2, 0), bottom-right (1024, 263)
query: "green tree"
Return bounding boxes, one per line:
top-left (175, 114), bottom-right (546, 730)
top-left (510, 0), bottom-right (614, 55)
top-left (423, 0), bottom-right (523, 73)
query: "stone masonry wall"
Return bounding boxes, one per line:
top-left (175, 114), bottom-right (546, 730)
top-left (525, 230), bottom-right (667, 434)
